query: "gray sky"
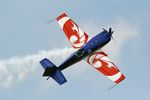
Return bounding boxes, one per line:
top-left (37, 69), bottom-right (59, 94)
top-left (0, 0), bottom-right (150, 100)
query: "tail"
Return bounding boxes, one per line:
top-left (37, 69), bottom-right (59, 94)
top-left (39, 58), bottom-right (67, 85)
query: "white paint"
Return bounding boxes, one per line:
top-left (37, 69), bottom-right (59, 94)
top-left (101, 56), bottom-right (111, 62)
top-left (94, 61), bottom-right (102, 68)
top-left (107, 72), bottom-right (122, 82)
top-left (72, 41), bottom-right (85, 48)
top-left (95, 54), bottom-right (103, 59)
top-left (79, 34), bottom-right (85, 42)
top-left (70, 35), bottom-right (78, 43)
top-left (58, 16), bottom-right (70, 28)
top-left (88, 54), bottom-right (96, 65)
top-left (78, 27), bottom-right (85, 37)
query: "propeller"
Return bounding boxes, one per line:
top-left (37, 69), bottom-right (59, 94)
top-left (103, 28), bottom-right (117, 44)
top-left (103, 28), bottom-right (113, 35)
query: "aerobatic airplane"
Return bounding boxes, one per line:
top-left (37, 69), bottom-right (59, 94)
top-left (39, 13), bottom-right (125, 85)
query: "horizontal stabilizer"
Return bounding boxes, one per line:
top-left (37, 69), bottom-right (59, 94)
top-left (52, 70), bottom-right (67, 85)
top-left (40, 58), bottom-right (67, 85)
top-left (40, 58), bottom-right (56, 69)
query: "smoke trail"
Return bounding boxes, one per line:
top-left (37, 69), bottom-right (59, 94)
top-left (0, 48), bottom-right (74, 88)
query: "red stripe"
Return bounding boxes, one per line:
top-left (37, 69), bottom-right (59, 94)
top-left (56, 13), bottom-right (67, 21)
top-left (115, 74), bottom-right (125, 84)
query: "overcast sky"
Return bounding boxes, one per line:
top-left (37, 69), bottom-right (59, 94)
top-left (0, 0), bottom-right (150, 100)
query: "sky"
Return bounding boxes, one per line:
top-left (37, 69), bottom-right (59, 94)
top-left (0, 0), bottom-right (150, 100)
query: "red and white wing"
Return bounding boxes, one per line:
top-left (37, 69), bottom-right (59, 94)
top-left (56, 13), bottom-right (89, 49)
top-left (86, 51), bottom-right (125, 84)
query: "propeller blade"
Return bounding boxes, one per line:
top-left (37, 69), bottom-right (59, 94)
top-left (109, 28), bottom-right (112, 34)
top-left (109, 28), bottom-right (114, 35)
top-left (103, 28), bottom-right (107, 32)
top-left (103, 28), bottom-right (112, 34)
top-left (108, 28), bottom-right (116, 44)
top-left (111, 35), bottom-right (117, 44)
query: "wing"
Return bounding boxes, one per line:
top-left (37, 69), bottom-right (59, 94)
top-left (86, 51), bottom-right (125, 84)
top-left (56, 13), bottom-right (89, 48)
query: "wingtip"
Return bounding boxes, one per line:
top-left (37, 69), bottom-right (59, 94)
top-left (56, 13), bottom-right (68, 21)
top-left (115, 74), bottom-right (125, 84)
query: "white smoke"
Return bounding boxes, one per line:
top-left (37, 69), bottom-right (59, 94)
top-left (0, 18), bottom-right (140, 89)
top-left (104, 18), bottom-right (140, 62)
top-left (0, 48), bottom-right (74, 88)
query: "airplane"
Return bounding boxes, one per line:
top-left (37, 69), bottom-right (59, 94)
top-left (39, 13), bottom-right (125, 85)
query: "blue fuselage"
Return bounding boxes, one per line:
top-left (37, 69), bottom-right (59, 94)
top-left (58, 30), bottom-right (111, 70)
